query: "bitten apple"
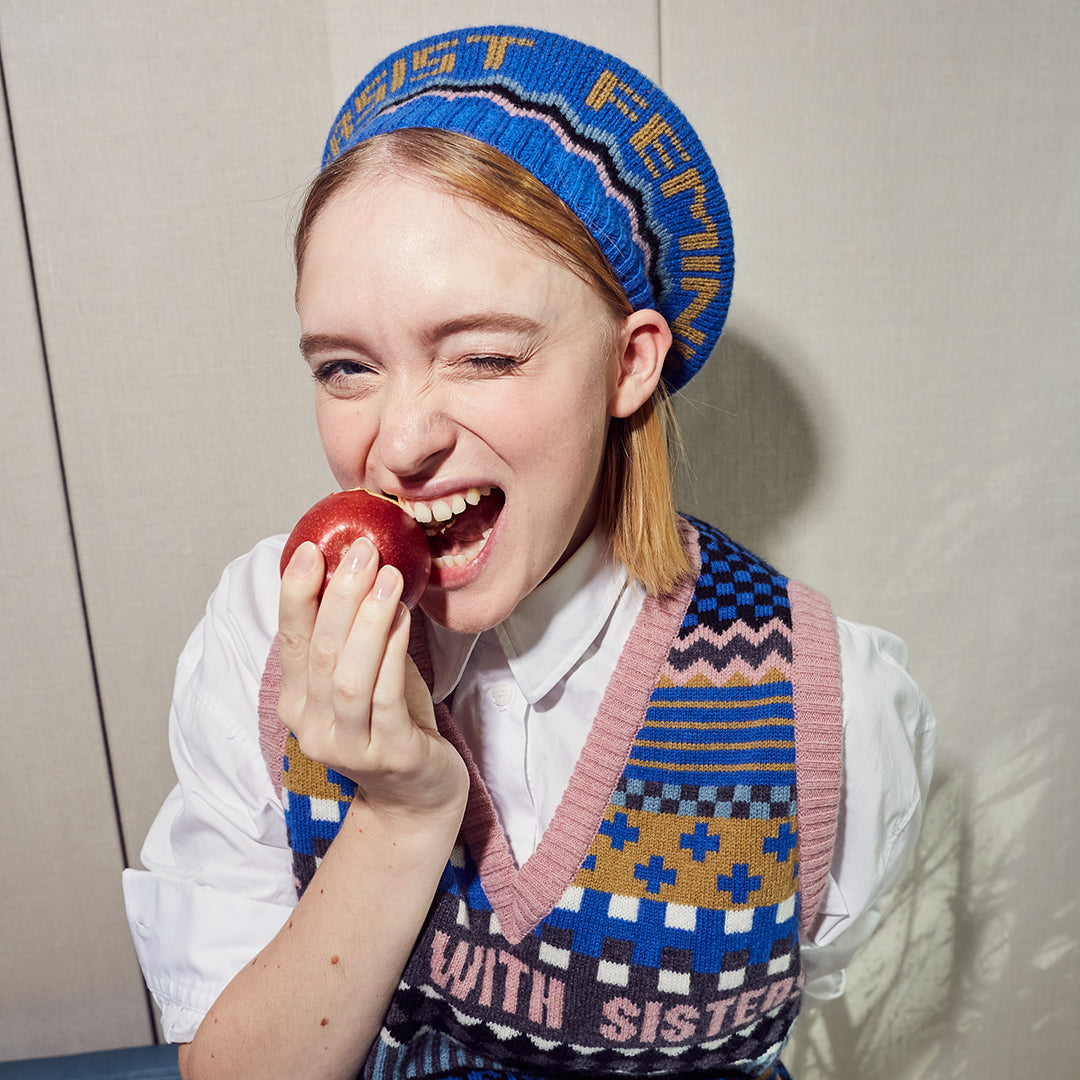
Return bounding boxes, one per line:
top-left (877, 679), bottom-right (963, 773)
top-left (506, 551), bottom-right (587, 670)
top-left (280, 489), bottom-right (432, 608)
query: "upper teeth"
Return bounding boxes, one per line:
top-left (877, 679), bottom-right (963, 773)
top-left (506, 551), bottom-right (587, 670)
top-left (400, 486), bottom-right (489, 526)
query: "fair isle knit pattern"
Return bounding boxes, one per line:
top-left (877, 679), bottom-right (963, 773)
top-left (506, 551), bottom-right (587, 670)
top-left (265, 520), bottom-right (842, 1079)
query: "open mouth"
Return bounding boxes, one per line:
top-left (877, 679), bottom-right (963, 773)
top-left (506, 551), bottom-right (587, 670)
top-left (398, 487), bottom-right (505, 570)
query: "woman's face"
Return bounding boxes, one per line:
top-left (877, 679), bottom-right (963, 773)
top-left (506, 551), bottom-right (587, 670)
top-left (296, 174), bottom-right (624, 634)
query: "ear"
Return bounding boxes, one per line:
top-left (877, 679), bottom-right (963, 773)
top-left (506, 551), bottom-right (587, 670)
top-left (608, 308), bottom-right (672, 419)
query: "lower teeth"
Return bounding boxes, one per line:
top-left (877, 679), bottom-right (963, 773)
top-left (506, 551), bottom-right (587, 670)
top-left (431, 527), bottom-right (492, 570)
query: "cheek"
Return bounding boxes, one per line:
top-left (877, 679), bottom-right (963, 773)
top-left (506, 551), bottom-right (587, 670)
top-left (494, 386), bottom-right (605, 474)
top-left (518, 388), bottom-right (611, 496)
top-left (559, 377), bottom-right (614, 460)
top-left (315, 401), bottom-right (374, 484)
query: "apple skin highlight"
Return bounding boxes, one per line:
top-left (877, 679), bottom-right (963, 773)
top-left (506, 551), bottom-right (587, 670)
top-left (280, 489), bottom-right (432, 608)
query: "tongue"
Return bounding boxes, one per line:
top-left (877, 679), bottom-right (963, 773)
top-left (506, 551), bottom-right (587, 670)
top-left (425, 489), bottom-right (504, 557)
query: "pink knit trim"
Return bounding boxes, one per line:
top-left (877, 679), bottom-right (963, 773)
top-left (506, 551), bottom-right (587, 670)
top-left (787, 581), bottom-right (843, 936)
top-left (257, 634), bottom-right (286, 798)
top-left (422, 522), bottom-right (701, 944)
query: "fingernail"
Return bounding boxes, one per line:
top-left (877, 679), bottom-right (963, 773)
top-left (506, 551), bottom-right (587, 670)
top-left (372, 564), bottom-right (401, 601)
top-left (344, 536), bottom-right (376, 573)
top-left (289, 541), bottom-right (318, 575)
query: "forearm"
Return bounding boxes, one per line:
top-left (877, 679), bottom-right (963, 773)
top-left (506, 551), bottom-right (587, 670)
top-left (179, 796), bottom-right (463, 1080)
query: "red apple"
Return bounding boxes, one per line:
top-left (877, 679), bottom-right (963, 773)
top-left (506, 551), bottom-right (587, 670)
top-left (280, 489), bottom-right (431, 608)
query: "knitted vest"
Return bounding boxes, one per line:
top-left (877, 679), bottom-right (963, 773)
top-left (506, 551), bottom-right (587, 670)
top-left (258, 520), bottom-right (842, 1079)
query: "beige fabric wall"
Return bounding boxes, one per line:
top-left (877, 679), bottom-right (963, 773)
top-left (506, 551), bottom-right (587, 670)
top-left (0, 1), bottom-right (1075, 1074)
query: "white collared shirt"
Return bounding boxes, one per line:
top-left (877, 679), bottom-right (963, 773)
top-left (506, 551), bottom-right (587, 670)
top-left (123, 531), bottom-right (936, 1044)
top-left (426, 531), bottom-right (641, 865)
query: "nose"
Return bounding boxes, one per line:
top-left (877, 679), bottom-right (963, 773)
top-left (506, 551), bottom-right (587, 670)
top-left (372, 379), bottom-right (456, 482)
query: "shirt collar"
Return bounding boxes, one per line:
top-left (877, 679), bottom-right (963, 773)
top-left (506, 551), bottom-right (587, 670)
top-left (424, 529), bottom-right (628, 705)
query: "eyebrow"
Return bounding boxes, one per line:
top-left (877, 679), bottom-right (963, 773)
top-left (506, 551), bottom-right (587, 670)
top-left (299, 332), bottom-right (361, 360)
top-left (299, 313), bottom-right (543, 360)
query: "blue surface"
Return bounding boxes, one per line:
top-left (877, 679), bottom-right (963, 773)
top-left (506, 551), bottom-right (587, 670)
top-left (0, 1044), bottom-right (179, 1079)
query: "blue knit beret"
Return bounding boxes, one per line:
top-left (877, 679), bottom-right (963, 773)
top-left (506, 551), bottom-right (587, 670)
top-left (323, 26), bottom-right (732, 392)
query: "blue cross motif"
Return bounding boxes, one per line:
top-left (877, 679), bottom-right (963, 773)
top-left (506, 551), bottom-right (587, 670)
top-left (635, 855), bottom-right (677, 894)
top-left (763, 822), bottom-right (798, 864)
top-left (717, 863), bottom-right (763, 904)
top-left (599, 811), bottom-right (640, 851)
top-left (680, 822), bottom-right (721, 863)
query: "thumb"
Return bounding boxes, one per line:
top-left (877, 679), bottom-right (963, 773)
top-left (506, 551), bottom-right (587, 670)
top-left (403, 654), bottom-right (437, 732)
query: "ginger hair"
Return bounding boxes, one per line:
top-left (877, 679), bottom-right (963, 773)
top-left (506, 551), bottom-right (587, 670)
top-left (294, 129), bottom-right (690, 596)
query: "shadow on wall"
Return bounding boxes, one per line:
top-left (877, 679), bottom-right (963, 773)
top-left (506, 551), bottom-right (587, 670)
top-left (675, 330), bottom-right (1078, 1074)
top-left (787, 711), bottom-right (1076, 1078)
top-left (787, 760), bottom-right (964, 1078)
top-left (672, 328), bottom-right (825, 556)
top-left (678, 335), bottom-right (1079, 1072)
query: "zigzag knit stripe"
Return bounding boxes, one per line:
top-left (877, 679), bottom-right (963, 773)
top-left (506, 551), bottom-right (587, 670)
top-left (666, 628), bottom-right (793, 671)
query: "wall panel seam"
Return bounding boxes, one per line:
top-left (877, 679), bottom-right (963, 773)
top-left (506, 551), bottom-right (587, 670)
top-left (0, 31), bottom-right (159, 1042)
top-left (657, 0), bottom-right (664, 86)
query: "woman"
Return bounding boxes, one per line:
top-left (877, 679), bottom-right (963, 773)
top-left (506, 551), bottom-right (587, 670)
top-left (124, 26), bottom-right (934, 1080)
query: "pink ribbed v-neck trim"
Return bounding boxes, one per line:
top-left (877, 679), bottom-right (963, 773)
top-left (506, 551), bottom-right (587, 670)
top-left (413, 523), bottom-right (700, 945)
top-left (258, 522), bottom-right (843, 941)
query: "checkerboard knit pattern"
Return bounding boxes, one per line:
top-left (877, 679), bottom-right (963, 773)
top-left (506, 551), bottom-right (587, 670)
top-left (280, 521), bottom-right (814, 1078)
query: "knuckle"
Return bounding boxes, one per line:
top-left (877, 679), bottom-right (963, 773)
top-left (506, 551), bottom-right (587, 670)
top-left (332, 672), bottom-right (368, 708)
top-left (370, 682), bottom-right (400, 713)
top-left (276, 626), bottom-right (308, 661)
top-left (307, 638), bottom-right (338, 678)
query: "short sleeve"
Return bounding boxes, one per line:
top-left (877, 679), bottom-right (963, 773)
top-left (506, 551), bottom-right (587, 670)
top-left (800, 618), bottom-right (936, 1003)
top-left (122, 535), bottom-right (296, 1043)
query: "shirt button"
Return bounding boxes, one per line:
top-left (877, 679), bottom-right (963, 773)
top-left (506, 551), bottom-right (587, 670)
top-left (490, 683), bottom-right (514, 707)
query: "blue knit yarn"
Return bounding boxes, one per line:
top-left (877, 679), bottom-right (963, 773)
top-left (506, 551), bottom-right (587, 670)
top-left (322, 26), bottom-right (733, 391)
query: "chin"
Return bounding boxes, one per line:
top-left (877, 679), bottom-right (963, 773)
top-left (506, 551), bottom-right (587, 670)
top-left (419, 579), bottom-right (525, 636)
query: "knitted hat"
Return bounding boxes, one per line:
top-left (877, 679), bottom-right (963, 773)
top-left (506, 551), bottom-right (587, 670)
top-left (323, 26), bottom-right (732, 392)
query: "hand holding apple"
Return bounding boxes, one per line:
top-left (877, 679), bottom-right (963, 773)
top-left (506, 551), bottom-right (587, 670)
top-left (280, 489), bottom-right (432, 608)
